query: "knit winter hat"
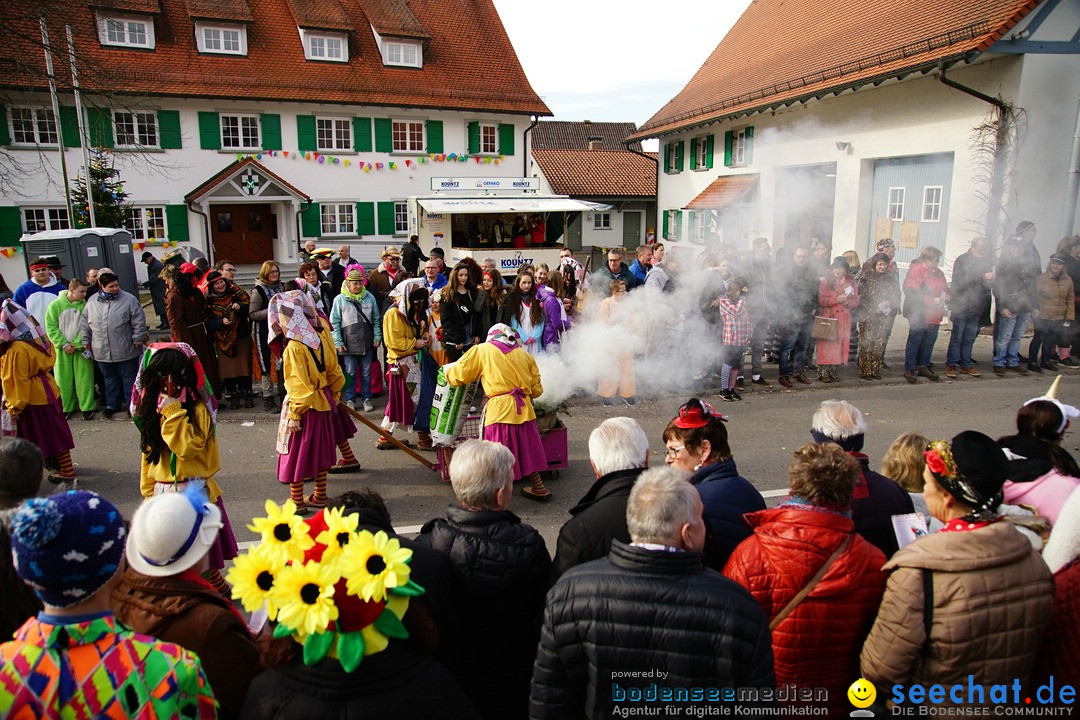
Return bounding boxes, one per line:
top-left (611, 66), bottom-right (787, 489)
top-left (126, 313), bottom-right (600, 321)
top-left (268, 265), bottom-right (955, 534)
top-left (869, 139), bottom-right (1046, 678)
top-left (10, 490), bottom-right (127, 608)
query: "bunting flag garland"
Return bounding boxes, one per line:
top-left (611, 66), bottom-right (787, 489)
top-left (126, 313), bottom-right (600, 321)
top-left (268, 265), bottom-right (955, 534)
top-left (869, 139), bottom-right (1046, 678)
top-left (0, 248), bottom-right (19, 259)
top-left (228, 148), bottom-right (506, 174)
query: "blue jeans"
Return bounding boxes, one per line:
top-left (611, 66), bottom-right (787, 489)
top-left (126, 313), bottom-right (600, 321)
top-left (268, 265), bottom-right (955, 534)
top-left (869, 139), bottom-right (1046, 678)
top-left (993, 311), bottom-right (1031, 367)
top-left (778, 316), bottom-right (812, 377)
top-left (99, 357), bottom-right (139, 411)
top-left (945, 314), bottom-right (980, 368)
top-left (341, 349), bottom-right (375, 402)
top-left (413, 351), bottom-right (439, 433)
top-left (905, 322), bottom-right (940, 371)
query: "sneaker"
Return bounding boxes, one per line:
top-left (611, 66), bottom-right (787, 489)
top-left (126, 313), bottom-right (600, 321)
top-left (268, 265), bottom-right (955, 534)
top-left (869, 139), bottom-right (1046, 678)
top-left (904, 370), bottom-right (918, 384)
top-left (730, 389), bottom-right (742, 401)
top-left (779, 376), bottom-right (794, 388)
top-left (1041, 362), bottom-right (1059, 372)
top-left (735, 377), bottom-right (744, 388)
top-left (993, 365), bottom-right (1006, 376)
top-left (751, 376), bottom-right (771, 387)
top-left (64, 410), bottom-right (76, 420)
top-left (959, 367), bottom-right (981, 377)
top-left (622, 396), bottom-right (637, 406)
top-left (244, 394), bottom-right (255, 408)
top-left (103, 408), bottom-right (117, 419)
top-left (718, 390), bottom-right (736, 402)
top-left (794, 373), bottom-right (812, 385)
top-left (881, 361), bottom-right (891, 370)
top-left (1028, 364), bottom-right (1043, 374)
top-left (363, 399), bottom-right (374, 412)
top-left (1008, 365), bottom-right (1029, 375)
top-left (918, 366), bottom-right (940, 381)
top-left (944, 365), bottom-right (958, 379)
top-left (82, 410), bottom-right (96, 420)
top-left (601, 396), bottom-right (615, 406)
top-left (1059, 357), bottom-right (1080, 368)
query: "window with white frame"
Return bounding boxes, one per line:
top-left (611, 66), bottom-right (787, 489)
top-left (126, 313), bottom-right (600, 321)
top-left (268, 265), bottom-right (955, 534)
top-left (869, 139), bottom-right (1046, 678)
top-left (316, 117), bottom-right (352, 151)
top-left (479, 123), bottom-right (497, 154)
top-left (196, 23), bottom-right (247, 55)
top-left (393, 201), bottom-right (409, 234)
top-left (392, 120), bottom-right (424, 152)
top-left (221, 114), bottom-right (260, 150)
top-left (694, 136), bottom-right (709, 168)
top-left (922, 186), bottom-right (943, 223)
top-left (98, 13), bottom-right (155, 49)
top-left (887, 187), bottom-right (905, 221)
top-left (114, 110), bottom-right (158, 147)
top-left (384, 40), bottom-right (421, 68)
top-left (665, 143), bottom-right (679, 173)
top-left (303, 31), bottom-right (347, 62)
top-left (593, 212), bottom-right (611, 230)
top-left (126, 206), bottom-right (166, 240)
top-left (732, 128), bottom-right (749, 166)
top-left (321, 203), bottom-right (355, 235)
top-left (693, 211), bottom-right (708, 243)
top-left (9, 107), bottom-right (58, 145)
top-left (23, 207), bottom-right (70, 234)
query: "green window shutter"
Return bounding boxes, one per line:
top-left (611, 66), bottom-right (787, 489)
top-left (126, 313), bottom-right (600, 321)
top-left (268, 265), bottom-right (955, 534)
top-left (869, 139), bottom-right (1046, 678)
top-left (374, 119), bottom-right (393, 153)
top-left (301, 203), bottom-right (321, 237)
top-left (88, 108), bottom-right (113, 148)
top-left (0, 207), bottom-right (22, 246)
top-left (165, 205), bottom-right (189, 241)
top-left (426, 120), bottom-right (443, 154)
top-left (675, 141), bottom-right (684, 172)
top-left (0, 105), bottom-right (9, 145)
top-left (198, 111), bottom-right (220, 150)
top-left (353, 117), bottom-right (372, 152)
top-left (498, 123), bottom-right (515, 155)
top-left (662, 143), bottom-right (670, 173)
top-left (467, 121), bottom-right (480, 154)
top-left (297, 115), bottom-right (317, 152)
top-left (705, 134), bottom-right (715, 169)
top-left (724, 130), bottom-right (733, 167)
top-left (689, 138), bottom-right (698, 170)
top-left (377, 201), bottom-right (396, 235)
top-left (745, 126), bottom-right (754, 165)
top-left (59, 106), bottom-right (81, 148)
top-left (157, 110), bottom-right (182, 149)
top-left (261, 114), bottom-right (282, 150)
top-left (662, 210), bottom-right (669, 239)
top-left (356, 202), bottom-right (375, 235)
top-left (687, 210), bottom-right (696, 239)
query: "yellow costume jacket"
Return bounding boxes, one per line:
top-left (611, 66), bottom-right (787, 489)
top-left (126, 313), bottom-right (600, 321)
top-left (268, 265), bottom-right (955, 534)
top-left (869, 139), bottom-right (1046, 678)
top-left (140, 401), bottom-right (222, 501)
top-left (446, 343), bottom-right (542, 426)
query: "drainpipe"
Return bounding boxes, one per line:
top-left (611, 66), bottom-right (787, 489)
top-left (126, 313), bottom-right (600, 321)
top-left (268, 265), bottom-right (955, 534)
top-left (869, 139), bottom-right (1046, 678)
top-left (522, 115), bottom-right (539, 177)
top-left (294, 200), bottom-right (312, 263)
top-left (1061, 95), bottom-right (1080, 237)
top-left (626, 140), bottom-right (660, 244)
top-left (938, 61), bottom-right (1012, 246)
top-left (187, 201), bottom-right (212, 265)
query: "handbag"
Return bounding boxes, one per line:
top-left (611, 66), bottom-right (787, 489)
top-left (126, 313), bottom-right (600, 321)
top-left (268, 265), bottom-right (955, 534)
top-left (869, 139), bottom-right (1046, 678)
top-left (810, 315), bottom-right (838, 341)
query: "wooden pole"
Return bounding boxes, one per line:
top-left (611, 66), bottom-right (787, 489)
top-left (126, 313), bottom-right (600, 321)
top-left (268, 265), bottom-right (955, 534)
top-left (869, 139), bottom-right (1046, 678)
top-left (336, 401), bottom-right (435, 470)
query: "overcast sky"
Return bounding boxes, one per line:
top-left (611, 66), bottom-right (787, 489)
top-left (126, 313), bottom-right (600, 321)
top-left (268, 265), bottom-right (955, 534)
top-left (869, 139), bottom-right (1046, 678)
top-left (491, 0), bottom-right (752, 132)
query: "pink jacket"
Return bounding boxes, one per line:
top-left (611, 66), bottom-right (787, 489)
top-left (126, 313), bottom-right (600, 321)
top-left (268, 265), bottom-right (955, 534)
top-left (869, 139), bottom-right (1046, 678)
top-left (1003, 469), bottom-right (1080, 526)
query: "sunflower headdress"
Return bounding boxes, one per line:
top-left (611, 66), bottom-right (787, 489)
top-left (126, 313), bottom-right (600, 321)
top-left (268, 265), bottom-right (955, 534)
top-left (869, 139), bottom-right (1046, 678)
top-left (228, 500), bottom-right (424, 671)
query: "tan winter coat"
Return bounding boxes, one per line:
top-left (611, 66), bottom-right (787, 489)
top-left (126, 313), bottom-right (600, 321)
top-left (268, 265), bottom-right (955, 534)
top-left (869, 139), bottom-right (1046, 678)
top-left (1036, 270), bottom-right (1075, 322)
top-left (860, 521), bottom-right (1052, 699)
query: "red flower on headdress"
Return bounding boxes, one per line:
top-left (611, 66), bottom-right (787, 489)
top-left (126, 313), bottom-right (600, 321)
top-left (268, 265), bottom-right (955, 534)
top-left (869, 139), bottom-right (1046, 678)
top-left (924, 449), bottom-right (949, 476)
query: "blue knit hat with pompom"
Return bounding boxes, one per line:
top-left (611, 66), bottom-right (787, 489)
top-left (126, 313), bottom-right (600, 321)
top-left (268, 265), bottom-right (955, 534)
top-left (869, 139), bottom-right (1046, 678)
top-left (10, 490), bottom-right (127, 608)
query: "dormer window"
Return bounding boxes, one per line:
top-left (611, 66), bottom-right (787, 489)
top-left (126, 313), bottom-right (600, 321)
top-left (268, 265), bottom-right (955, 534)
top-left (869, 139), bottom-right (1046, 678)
top-left (385, 40), bottom-right (420, 67)
top-left (300, 29), bottom-right (348, 62)
top-left (98, 13), bottom-right (155, 49)
top-left (196, 22), bottom-right (247, 55)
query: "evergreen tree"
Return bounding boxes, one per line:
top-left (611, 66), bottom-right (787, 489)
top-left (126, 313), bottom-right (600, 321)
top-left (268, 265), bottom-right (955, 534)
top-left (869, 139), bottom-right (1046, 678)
top-left (71, 148), bottom-right (130, 228)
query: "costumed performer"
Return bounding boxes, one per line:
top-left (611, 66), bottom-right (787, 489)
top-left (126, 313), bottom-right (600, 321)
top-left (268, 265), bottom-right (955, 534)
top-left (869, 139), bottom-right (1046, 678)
top-left (445, 323), bottom-right (552, 501)
top-left (43, 279), bottom-right (96, 419)
top-left (378, 278), bottom-right (431, 450)
top-left (130, 341), bottom-right (237, 595)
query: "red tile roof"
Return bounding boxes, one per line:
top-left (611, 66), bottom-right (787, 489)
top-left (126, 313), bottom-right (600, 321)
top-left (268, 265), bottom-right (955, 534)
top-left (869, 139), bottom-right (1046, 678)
top-left (359, 0), bottom-right (428, 39)
top-left (89, 0), bottom-right (163, 13)
top-left (685, 174), bottom-right (758, 210)
top-left (182, 0), bottom-right (254, 22)
top-left (285, 0), bottom-right (354, 31)
top-left (533, 121), bottom-right (643, 152)
top-left (4, 0), bottom-right (549, 116)
top-left (532, 149), bottom-right (656, 198)
top-left (630, 0), bottom-right (1038, 139)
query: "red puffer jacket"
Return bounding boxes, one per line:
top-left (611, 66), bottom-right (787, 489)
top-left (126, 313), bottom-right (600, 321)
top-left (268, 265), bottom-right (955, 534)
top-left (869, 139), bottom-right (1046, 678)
top-left (903, 261), bottom-right (951, 325)
top-left (1033, 560), bottom-right (1080, 692)
top-left (723, 506), bottom-right (888, 716)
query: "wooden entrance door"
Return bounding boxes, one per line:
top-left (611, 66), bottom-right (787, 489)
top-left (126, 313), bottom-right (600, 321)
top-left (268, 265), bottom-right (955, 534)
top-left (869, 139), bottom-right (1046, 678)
top-left (211, 204), bottom-right (273, 264)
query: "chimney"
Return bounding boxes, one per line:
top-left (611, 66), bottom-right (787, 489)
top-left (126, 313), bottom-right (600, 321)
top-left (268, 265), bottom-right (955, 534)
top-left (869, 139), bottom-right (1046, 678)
top-left (587, 135), bottom-right (604, 151)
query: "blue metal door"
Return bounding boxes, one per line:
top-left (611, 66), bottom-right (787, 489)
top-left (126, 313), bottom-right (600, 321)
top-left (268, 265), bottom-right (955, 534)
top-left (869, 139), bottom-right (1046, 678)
top-left (869, 153), bottom-right (953, 265)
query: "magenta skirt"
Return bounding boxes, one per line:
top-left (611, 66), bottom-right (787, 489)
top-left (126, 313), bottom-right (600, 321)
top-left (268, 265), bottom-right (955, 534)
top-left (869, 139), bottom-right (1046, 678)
top-left (18, 399), bottom-right (75, 459)
top-left (331, 402), bottom-right (356, 445)
top-left (484, 420), bottom-right (547, 480)
top-left (208, 498), bottom-right (239, 570)
top-left (276, 407), bottom-right (336, 483)
top-left (383, 371), bottom-right (415, 425)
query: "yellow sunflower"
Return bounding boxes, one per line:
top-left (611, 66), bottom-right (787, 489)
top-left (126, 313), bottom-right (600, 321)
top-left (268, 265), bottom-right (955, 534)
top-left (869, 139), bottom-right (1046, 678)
top-left (315, 507), bottom-right (359, 565)
top-left (339, 529), bottom-right (412, 602)
top-left (272, 559), bottom-right (340, 637)
top-left (226, 545), bottom-right (284, 618)
top-left (248, 499), bottom-right (315, 565)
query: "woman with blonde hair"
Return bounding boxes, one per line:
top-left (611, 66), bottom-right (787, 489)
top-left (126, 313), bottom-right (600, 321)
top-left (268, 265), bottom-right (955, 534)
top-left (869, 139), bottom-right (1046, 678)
top-left (250, 260), bottom-right (285, 412)
top-left (882, 431), bottom-right (941, 532)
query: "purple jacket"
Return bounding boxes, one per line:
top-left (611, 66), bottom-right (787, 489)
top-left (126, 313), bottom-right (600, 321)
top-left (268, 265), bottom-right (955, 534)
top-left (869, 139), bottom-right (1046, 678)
top-left (536, 284), bottom-right (571, 347)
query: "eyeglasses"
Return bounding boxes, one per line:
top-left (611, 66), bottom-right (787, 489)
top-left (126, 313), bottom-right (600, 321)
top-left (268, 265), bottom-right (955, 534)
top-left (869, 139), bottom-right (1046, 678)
top-left (665, 445), bottom-right (685, 459)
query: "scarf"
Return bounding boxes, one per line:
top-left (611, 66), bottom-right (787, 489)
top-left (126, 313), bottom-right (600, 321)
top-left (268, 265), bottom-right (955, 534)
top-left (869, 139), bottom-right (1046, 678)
top-left (486, 322), bottom-right (519, 354)
top-left (0, 299), bottom-right (51, 355)
top-left (129, 341), bottom-right (218, 424)
top-left (268, 290), bottom-right (321, 350)
top-left (204, 282), bottom-right (249, 357)
top-left (340, 282), bottom-right (367, 303)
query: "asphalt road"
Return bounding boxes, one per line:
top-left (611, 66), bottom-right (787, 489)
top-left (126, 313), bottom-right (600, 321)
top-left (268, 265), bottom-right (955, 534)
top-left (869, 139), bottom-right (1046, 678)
top-left (63, 340), bottom-right (1075, 551)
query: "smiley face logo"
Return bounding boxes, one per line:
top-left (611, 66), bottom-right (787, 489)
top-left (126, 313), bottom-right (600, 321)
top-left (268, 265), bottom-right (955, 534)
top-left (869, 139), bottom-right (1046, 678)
top-left (847, 678), bottom-right (876, 709)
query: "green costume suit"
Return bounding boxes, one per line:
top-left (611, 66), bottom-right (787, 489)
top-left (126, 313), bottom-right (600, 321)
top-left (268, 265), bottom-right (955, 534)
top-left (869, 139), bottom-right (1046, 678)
top-left (44, 292), bottom-right (96, 412)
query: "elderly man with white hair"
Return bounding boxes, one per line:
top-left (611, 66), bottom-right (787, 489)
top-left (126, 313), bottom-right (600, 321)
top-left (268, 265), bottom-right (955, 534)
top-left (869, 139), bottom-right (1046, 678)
top-left (551, 417), bottom-right (649, 581)
top-left (810, 399), bottom-right (915, 558)
top-left (531, 466), bottom-right (774, 719)
top-left (416, 439), bottom-right (551, 720)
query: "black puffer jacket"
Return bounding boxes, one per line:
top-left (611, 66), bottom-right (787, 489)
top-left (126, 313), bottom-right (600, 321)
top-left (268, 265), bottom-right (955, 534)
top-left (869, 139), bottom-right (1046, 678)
top-left (551, 468), bottom-right (642, 582)
top-left (240, 644), bottom-right (479, 720)
top-left (417, 508), bottom-right (551, 720)
top-left (531, 541), bottom-right (775, 719)
top-left (852, 454), bottom-right (915, 560)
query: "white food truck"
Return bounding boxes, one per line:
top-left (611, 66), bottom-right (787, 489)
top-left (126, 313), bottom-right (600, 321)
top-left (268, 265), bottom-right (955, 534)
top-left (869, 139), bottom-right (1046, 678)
top-left (407, 177), bottom-right (609, 275)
